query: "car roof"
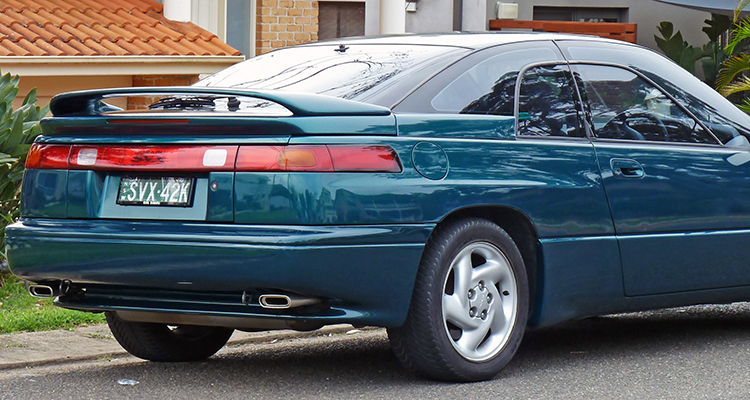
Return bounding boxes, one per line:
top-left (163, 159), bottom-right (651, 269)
top-left (301, 32), bottom-right (625, 51)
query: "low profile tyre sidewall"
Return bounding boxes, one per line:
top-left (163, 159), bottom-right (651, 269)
top-left (392, 218), bottom-right (529, 382)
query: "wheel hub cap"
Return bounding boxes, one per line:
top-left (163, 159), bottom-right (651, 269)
top-left (442, 241), bottom-right (518, 361)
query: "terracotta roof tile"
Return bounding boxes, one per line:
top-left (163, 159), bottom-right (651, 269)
top-left (16, 38), bottom-right (47, 55)
top-left (44, 0), bottom-right (75, 13)
top-left (33, 38), bottom-right (65, 55)
top-left (92, 24), bottom-right (125, 42)
top-left (0, 38), bottom-right (31, 55)
top-left (19, 8), bottom-right (50, 26)
top-left (0, 0), bottom-right (240, 56)
top-left (107, 24), bottom-right (138, 42)
top-left (130, 0), bottom-right (161, 13)
top-left (76, 0), bottom-right (105, 12)
top-left (33, 0), bottom-right (64, 13)
top-left (0, 12), bottom-right (16, 25)
top-left (4, 9), bottom-right (31, 25)
top-left (0, 44), bottom-right (14, 56)
top-left (3, 0), bottom-right (29, 12)
top-left (152, 22), bottom-right (187, 41)
top-left (166, 39), bottom-right (195, 56)
top-left (137, 23), bottom-right (171, 42)
top-left (43, 24), bottom-right (76, 42)
top-left (26, 22), bottom-right (59, 41)
top-left (0, 21), bottom-right (23, 41)
top-left (99, 39), bottom-right (129, 55)
top-left (129, 38), bottom-right (160, 54)
top-left (146, 38), bottom-right (180, 55)
top-left (178, 38), bottom-right (211, 56)
top-left (67, 9), bottom-right (100, 27)
top-left (66, 37), bottom-right (98, 55)
top-left (36, 8), bottom-right (67, 26)
top-left (99, 9), bottom-right (129, 27)
top-left (50, 38), bottom-right (82, 55)
top-left (116, 38), bottom-right (146, 55)
top-left (83, 37), bottom-right (113, 55)
top-left (113, 9), bottom-right (146, 26)
top-left (9, 23), bottom-right (41, 41)
top-left (122, 23), bottom-right (154, 41)
top-left (63, 24), bottom-right (105, 42)
top-left (128, 9), bottom-right (161, 27)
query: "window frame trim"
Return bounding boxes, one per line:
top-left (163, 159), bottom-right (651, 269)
top-left (512, 60), bottom-right (590, 141)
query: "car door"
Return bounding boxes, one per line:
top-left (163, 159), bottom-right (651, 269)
top-left (572, 63), bottom-right (750, 296)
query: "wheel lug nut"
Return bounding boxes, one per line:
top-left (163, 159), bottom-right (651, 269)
top-left (480, 310), bottom-right (487, 320)
top-left (469, 307), bottom-right (476, 317)
top-left (478, 281), bottom-right (484, 290)
top-left (468, 289), bottom-right (474, 299)
top-left (487, 293), bottom-right (493, 302)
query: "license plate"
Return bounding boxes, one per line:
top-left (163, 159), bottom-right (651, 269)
top-left (117, 176), bottom-right (195, 207)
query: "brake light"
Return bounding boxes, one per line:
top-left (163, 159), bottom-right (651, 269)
top-left (25, 144), bottom-right (401, 173)
top-left (26, 144), bottom-right (71, 169)
top-left (69, 145), bottom-right (238, 171)
top-left (236, 145), bottom-right (401, 172)
top-left (328, 145), bottom-right (401, 172)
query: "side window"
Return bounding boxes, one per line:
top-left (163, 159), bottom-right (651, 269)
top-left (431, 47), bottom-right (559, 115)
top-left (517, 65), bottom-right (584, 137)
top-left (572, 64), bottom-right (718, 144)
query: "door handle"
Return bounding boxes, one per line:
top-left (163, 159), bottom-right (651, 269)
top-left (610, 158), bottom-right (644, 178)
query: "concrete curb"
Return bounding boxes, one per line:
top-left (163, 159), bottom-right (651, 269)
top-left (0, 323), bottom-right (357, 372)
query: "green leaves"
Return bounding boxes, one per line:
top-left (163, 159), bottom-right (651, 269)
top-left (655, 21), bottom-right (704, 75)
top-left (0, 70), bottom-right (47, 256)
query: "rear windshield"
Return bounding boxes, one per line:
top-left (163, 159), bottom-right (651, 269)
top-left (195, 44), bottom-right (468, 104)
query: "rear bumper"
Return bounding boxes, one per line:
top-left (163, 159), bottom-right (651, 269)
top-left (6, 218), bottom-right (432, 327)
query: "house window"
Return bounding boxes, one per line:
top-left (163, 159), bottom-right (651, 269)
top-left (227, 0), bottom-right (254, 56)
top-left (533, 7), bottom-right (628, 23)
top-left (319, 1), bottom-right (365, 40)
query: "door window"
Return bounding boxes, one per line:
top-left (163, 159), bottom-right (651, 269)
top-left (572, 64), bottom-right (718, 144)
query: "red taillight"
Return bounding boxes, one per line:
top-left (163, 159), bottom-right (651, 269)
top-left (25, 144), bottom-right (71, 169)
top-left (26, 144), bottom-right (401, 173)
top-left (328, 145), bottom-right (401, 172)
top-left (236, 145), bottom-right (401, 172)
top-left (69, 145), bottom-right (238, 171)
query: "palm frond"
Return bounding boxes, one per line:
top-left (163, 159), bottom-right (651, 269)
top-left (737, 98), bottom-right (750, 113)
top-left (737, 0), bottom-right (750, 22)
top-left (727, 19), bottom-right (750, 54)
top-left (717, 53), bottom-right (750, 90)
top-left (720, 74), bottom-right (750, 96)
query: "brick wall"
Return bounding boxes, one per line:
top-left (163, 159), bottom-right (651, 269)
top-left (256, 0), bottom-right (319, 55)
top-left (127, 75), bottom-right (200, 110)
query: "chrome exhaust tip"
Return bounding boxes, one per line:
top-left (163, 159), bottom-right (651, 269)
top-left (258, 294), bottom-right (321, 309)
top-left (29, 284), bottom-right (55, 298)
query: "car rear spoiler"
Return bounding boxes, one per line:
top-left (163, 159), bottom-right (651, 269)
top-left (49, 87), bottom-right (392, 117)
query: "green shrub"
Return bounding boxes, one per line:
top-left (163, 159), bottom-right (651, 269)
top-left (0, 71), bottom-right (49, 258)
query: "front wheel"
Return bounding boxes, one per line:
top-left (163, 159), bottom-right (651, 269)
top-left (388, 218), bottom-right (529, 382)
top-left (106, 312), bottom-right (234, 362)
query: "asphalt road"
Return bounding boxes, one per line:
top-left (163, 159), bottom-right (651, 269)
top-left (2, 304), bottom-right (750, 399)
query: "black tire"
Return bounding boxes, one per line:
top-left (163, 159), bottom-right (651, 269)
top-left (105, 312), bottom-right (234, 362)
top-left (388, 218), bottom-right (529, 382)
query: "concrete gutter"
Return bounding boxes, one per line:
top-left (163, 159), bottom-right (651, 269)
top-left (0, 324), bottom-right (357, 371)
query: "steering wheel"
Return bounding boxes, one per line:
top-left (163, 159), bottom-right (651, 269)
top-left (598, 109), bottom-right (669, 141)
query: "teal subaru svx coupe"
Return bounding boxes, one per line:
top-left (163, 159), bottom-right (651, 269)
top-left (8, 32), bottom-right (750, 382)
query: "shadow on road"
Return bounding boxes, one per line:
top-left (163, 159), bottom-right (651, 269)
top-left (7, 304), bottom-right (750, 398)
